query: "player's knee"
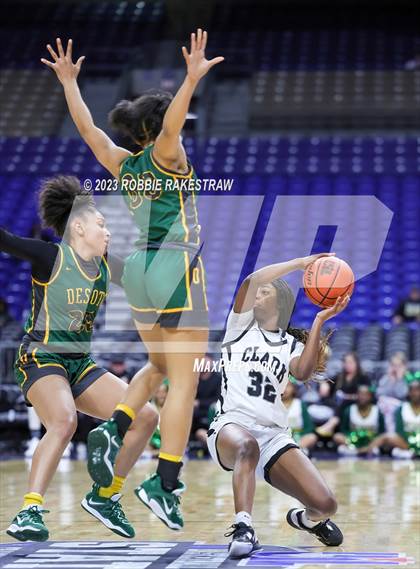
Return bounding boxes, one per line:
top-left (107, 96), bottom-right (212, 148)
top-left (50, 414), bottom-right (78, 443)
top-left (317, 492), bottom-right (338, 517)
top-left (140, 404), bottom-right (159, 433)
top-left (149, 357), bottom-right (167, 377)
top-left (236, 438), bottom-right (260, 465)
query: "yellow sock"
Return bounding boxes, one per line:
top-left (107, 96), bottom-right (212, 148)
top-left (99, 476), bottom-right (125, 498)
top-left (114, 403), bottom-right (136, 421)
top-left (22, 492), bottom-right (43, 509)
top-left (158, 452), bottom-right (182, 462)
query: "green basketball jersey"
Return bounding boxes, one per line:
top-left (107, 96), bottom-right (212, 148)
top-left (119, 145), bottom-right (200, 246)
top-left (22, 242), bottom-right (110, 355)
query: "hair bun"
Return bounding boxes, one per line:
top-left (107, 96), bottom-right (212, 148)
top-left (108, 99), bottom-right (134, 136)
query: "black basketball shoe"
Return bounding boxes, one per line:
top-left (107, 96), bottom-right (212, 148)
top-left (286, 508), bottom-right (343, 546)
top-left (225, 522), bottom-right (262, 559)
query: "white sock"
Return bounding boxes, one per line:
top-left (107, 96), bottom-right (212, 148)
top-left (235, 511), bottom-right (252, 527)
top-left (300, 509), bottom-right (319, 529)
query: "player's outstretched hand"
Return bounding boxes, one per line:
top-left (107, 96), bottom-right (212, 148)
top-left (41, 38), bottom-right (85, 85)
top-left (182, 28), bottom-right (224, 83)
top-left (300, 252), bottom-right (336, 270)
top-left (316, 295), bottom-right (351, 323)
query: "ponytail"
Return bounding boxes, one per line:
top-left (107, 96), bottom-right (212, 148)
top-left (287, 326), bottom-right (333, 375)
top-left (109, 90), bottom-right (173, 147)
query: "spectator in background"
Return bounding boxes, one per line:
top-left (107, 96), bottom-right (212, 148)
top-left (377, 352), bottom-right (409, 431)
top-left (148, 381), bottom-right (169, 455)
top-left (24, 407), bottom-right (43, 459)
top-left (393, 286), bottom-right (420, 324)
top-left (108, 359), bottom-right (131, 383)
top-left (404, 54), bottom-right (420, 70)
top-left (316, 352), bottom-right (370, 436)
top-left (333, 385), bottom-right (386, 456)
top-left (282, 380), bottom-right (318, 455)
top-left (0, 298), bottom-right (13, 329)
top-left (388, 375), bottom-right (420, 459)
top-left (190, 355), bottom-right (221, 448)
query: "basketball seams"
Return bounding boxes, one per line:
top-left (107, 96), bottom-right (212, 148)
top-left (304, 284), bottom-right (325, 306)
top-left (304, 261), bottom-right (325, 305)
top-left (316, 259), bottom-right (341, 303)
top-left (321, 282), bottom-right (354, 301)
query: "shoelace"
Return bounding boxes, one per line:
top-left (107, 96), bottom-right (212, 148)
top-left (104, 500), bottom-right (128, 523)
top-left (224, 524), bottom-right (252, 539)
top-left (22, 506), bottom-right (49, 524)
top-left (315, 519), bottom-right (331, 532)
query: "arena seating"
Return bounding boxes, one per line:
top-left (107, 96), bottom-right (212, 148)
top-left (0, 1), bottom-right (164, 68)
top-left (0, 136), bottom-right (418, 348)
top-left (249, 71), bottom-right (420, 129)
top-left (0, 71), bottom-right (67, 136)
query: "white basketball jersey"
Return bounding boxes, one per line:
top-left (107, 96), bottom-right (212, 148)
top-left (216, 308), bottom-right (304, 428)
top-left (401, 402), bottom-right (420, 433)
top-left (349, 404), bottom-right (380, 431)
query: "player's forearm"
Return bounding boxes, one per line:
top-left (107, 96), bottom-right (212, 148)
top-left (0, 228), bottom-right (36, 260)
top-left (161, 75), bottom-right (198, 137)
top-left (292, 315), bottom-right (323, 381)
top-left (62, 79), bottom-right (95, 138)
top-left (0, 228), bottom-right (57, 274)
top-left (249, 258), bottom-right (304, 286)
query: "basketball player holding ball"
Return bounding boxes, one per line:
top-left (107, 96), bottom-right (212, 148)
top-left (207, 253), bottom-right (351, 559)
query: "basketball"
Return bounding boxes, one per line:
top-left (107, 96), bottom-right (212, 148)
top-left (303, 257), bottom-right (355, 308)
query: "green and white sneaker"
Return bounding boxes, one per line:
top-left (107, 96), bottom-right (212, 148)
top-left (135, 473), bottom-right (185, 530)
top-left (81, 484), bottom-right (135, 538)
top-left (7, 505), bottom-right (49, 542)
top-left (87, 419), bottom-right (121, 487)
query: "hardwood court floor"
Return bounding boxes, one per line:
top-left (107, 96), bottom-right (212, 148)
top-left (0, 457), bottom-right (419, 568)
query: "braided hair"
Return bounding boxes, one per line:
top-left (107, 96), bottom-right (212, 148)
top-left (109, 89), bottom-right (173, 147)
top-left (271, 277), bottom-right (332, 375)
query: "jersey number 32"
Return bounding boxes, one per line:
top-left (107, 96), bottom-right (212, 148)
top-left (247, 370), bottom-right (277, 403)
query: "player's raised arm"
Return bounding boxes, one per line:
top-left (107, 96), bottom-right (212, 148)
top-left (289, 294), bottom-right (350, 381)
top-left (154, 29), bottom-right (224, 168)
top-left (41, 38), bottom-right (131, 178)
top-left (233, 253), bottom-right (335, 313)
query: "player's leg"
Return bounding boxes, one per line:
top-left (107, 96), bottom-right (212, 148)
top-left (77, 372), bottom-right (158, 476)
top-left (215, 423), bottom-right (261, 558)
top-left (158, 327), bottom-right (208, 456)
top-left (7, 375), bottom-right (77, 542)
top-left (119, 321), bottom-right (168, 412)
top-left (135, 326), bottom-right (208, 531)
top-left (24, 376), bottom-right (77, 495)
top-left (86, 323), bottom-right (166, 487)
top-left (76, 372), bottom-right (158, 538)
top-left (217, 424), bottom-right (259, 514)
top-left (141, 253), bottom-right (209, 501)
top-left (267, 447), bottom-right (343, 546)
